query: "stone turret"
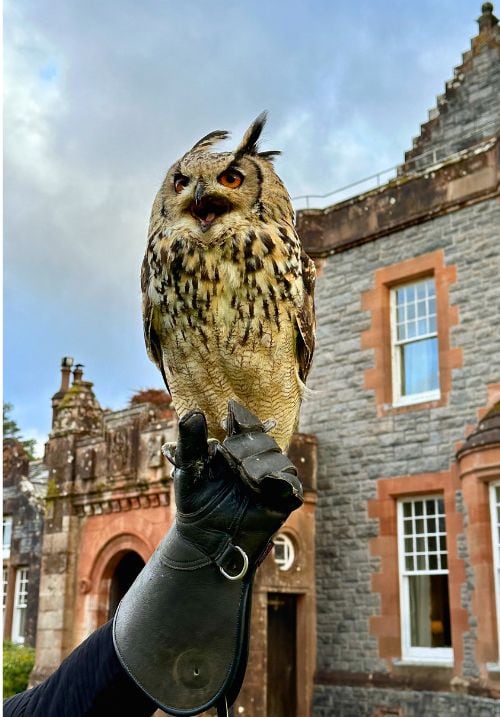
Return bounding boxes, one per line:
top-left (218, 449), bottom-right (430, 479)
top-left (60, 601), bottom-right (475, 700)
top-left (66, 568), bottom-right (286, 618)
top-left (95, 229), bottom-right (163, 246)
top-left (51, 359), bottom-right (103, 437)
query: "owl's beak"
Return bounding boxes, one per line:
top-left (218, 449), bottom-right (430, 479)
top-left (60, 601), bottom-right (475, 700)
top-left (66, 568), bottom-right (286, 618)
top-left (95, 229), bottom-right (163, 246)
top-left (194, 181), bottom-right (205, 206)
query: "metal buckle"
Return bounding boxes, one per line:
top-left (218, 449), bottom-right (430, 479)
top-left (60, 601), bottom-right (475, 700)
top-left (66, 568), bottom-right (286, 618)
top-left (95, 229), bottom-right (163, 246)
top-left (219, 545), bottom-right (249, 581)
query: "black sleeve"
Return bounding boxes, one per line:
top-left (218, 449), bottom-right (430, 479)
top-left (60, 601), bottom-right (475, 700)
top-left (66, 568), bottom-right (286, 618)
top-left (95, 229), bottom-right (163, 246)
top-left (3, 621), bottom-right (157, 717)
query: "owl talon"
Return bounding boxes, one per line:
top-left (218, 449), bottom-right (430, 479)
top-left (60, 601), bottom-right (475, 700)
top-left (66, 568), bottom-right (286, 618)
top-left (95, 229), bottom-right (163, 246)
top-left (262, 418), bottom-right (277, 434)
top-left (207, 438), bottom-right (220, 458)
top-left (162, 441), bottom-right (177, 466)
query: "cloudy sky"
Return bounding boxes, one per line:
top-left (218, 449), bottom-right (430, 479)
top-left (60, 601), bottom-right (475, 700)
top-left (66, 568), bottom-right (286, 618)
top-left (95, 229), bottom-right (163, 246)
top-left (4, 0), bottom-right (480, 454)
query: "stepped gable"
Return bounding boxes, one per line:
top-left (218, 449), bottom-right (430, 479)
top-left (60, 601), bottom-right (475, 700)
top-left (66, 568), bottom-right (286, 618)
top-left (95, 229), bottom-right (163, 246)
top-left (401, 2), bottom-right (500, 173)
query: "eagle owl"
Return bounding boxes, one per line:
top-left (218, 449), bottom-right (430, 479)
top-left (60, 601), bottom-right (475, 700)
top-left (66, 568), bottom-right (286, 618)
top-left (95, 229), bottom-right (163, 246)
top-left (141, 113), bottom-right (315, 451)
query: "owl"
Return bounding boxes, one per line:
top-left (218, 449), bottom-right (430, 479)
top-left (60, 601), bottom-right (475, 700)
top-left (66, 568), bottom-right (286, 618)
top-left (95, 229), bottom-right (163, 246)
top-left (141, 113), bottom-right (315, 452)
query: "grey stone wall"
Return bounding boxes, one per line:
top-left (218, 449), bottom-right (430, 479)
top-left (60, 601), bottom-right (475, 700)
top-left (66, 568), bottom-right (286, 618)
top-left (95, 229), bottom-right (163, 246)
top-left (298, 198), bottom-right (500, 681)
top-left (314, 685), bottom-right (500, 717)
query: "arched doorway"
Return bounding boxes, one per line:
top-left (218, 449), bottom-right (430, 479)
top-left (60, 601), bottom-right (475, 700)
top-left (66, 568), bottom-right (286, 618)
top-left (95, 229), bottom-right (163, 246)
top-left (107, 551), bottom-right (145, 619)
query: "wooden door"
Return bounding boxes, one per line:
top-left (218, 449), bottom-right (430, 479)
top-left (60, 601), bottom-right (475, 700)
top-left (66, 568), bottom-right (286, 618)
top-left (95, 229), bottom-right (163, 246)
top-left (267, 593), bottom-right (297, 717)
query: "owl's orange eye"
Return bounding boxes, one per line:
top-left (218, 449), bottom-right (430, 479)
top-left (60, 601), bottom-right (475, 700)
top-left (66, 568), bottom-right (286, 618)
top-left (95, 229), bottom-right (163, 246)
top-left (174, 174), bottom-right (189, 193)
top-left (218, 169), bottom-right (244, 189)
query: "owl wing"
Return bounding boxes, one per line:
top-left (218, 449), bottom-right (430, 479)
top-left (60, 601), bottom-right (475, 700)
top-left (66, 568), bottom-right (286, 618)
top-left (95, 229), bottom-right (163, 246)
top-left (141, 255), bottom-right (171, 394)
top-left (296, 248), bottom-right (316, 383)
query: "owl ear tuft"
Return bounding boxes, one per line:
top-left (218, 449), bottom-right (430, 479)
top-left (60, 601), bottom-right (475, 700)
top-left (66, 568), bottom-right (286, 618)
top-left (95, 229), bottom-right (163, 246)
top-left (234, 112), bottom-right (268, 160)
top-left (188, 130), bottom-right (230, 155)
top-left (258, 150), bottom-right (281, 163)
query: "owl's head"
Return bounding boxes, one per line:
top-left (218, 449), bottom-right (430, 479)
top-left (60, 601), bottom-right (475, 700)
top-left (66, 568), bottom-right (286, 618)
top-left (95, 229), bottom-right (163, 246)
top-left (152, 113), bottom-right (294, 240)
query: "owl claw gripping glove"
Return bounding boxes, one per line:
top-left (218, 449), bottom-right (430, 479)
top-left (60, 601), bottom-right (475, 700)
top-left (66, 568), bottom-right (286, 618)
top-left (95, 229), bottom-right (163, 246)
top-left (113, 400), bottom-right (303, 716)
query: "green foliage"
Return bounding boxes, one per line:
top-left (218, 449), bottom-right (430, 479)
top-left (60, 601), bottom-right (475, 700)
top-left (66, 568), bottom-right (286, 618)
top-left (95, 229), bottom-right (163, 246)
top-left (3, 403), bottom-right (37, 461)
top-left (2, 641), bottom-right (35, 698)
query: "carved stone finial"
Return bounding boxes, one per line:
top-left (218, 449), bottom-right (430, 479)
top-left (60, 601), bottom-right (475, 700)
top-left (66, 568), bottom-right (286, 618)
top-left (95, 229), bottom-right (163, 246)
top-left (478, 2), bottom-right (498, 32)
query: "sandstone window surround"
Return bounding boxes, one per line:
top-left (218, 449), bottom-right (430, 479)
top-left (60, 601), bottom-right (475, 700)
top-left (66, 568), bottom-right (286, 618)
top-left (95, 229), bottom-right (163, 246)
top-left (361, 249), bottom-right (462, 416)
top-left (12, 566), bottom-right (29, 644)
top-left (368, 469), bottom-right (467, 671)
top-left (397, 496), bottom-right (452, 665)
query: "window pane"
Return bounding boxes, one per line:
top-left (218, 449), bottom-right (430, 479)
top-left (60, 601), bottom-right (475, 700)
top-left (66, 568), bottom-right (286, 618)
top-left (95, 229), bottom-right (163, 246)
top-left (396, 287), bottom-right (405, 306)
top-left (3, 517), bottom-right (13, 560)
top-left (407, 303), bottom-right (416, 320)
top-left (416, 282), bottom-right (427, 300)
top-left (406, 285), bottom-right (415, 303)
top-left (409, 574), bottom-right (451, 648)
top-left (407, 321), bottom-right (417, 339)
top-left (417, 555), bottom-right (426, 570)
top-left (426, 500), bottom-right (436, 515)
top-left (401, 337), bottom-right (439, 395)
top-left (403, 503), bottom-right (412, 518)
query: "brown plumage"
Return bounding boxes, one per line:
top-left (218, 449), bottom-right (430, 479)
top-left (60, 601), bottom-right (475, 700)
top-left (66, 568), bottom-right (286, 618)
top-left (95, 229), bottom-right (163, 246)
top-left (141, 113), bottom-right (315, 451)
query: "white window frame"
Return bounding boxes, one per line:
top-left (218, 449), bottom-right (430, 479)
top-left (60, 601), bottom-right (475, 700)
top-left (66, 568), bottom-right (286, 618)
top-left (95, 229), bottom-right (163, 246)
top-left (489, 482), bottom-right (500, 660)
top-left (11, 567), bottom-right (29, 644)
top-left (3, 516), bottom-right (13, 560)
top-left (397, 496), bottom-right (453, 664)
top-left (272, 533), bottom-right (295, 571)
top-left (390, 277), bottom-right (440, 407)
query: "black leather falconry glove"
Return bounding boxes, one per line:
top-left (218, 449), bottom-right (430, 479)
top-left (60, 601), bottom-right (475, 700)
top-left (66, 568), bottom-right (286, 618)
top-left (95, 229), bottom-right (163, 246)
top-left (113, 400), bottom-right (303, 716)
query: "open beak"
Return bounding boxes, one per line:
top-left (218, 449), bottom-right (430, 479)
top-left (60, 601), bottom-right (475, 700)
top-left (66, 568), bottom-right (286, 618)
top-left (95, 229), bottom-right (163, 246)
top-left (190, 184), bottom-right (232, 233)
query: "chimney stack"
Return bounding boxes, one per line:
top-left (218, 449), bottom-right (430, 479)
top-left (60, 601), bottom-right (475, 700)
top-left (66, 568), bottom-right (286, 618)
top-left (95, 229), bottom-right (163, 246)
top-left (73, 364), bottom-right (84, 383)
top-left (60, 357), bottom-right (74, 393)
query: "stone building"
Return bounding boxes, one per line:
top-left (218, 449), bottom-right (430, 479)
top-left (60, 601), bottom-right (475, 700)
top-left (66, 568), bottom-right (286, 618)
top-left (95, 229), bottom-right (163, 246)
top-left (3, 442), bottom-right (47, 647)
top-left (29, 357), bottom-right (318, 716)
top-left (296, 4), bottom-right (500, 716)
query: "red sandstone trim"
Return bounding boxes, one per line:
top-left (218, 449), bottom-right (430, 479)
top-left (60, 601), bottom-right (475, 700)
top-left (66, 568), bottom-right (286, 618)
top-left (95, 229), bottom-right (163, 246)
top-left (368, 468), bottom-right (468, 675)
top-left (361, 250), bottom-right (462, 417)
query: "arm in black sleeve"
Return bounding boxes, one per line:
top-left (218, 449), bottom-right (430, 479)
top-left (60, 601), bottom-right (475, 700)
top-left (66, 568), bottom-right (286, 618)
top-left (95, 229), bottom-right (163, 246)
top-left (3, 621), bottom-right (156, 717)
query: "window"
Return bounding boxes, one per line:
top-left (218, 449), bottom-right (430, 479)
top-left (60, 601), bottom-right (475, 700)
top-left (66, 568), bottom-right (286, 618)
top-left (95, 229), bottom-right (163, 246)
top-left (398, 497), bottom-right (452, 662)
top-left (490, 482), bottom-right (500, 658)
top-left (391, 278), bottom-right (440, 406)
top-left (3, 516), bottom-right (13, 559)
top-left (12, 568), bottom-right (29, 644)
top-left (273, 533), bottom-right (295, 571)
